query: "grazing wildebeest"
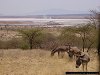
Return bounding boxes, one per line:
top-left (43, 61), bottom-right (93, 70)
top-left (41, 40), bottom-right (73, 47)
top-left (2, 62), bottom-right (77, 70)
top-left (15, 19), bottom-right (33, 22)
top-left (75, 53), bottom-right (90, 72)
top-left (67, 47), bottom-right (81, 58)
top-left (51, 45), bottom-right (71, 58)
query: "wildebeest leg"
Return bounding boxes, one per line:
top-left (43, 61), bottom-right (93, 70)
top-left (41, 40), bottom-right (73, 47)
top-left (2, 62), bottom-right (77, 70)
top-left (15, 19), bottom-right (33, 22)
top-left (58, 51), bottom-right (60, 58)
top-left (86, 63), bottom-right (88, 72)
top-left (74, 55), bottom-right (76, 59)
top-left (61, 51), bottom-right (65, 58)
top-left (73, 55), bottom-right (75, 59)
top-left (82, 64), bottom-right (84, 72)
top-left (63, 52), bottom-right (65, 58)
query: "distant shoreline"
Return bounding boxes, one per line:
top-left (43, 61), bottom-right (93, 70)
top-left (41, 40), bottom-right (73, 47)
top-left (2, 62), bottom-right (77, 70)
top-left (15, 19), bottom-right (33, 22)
top-left (0, 18), bottom-right (89, 26)
top-left (0, 18), bottom-right (89, 21)
top-left (0, 14), bottom-right (90, 19)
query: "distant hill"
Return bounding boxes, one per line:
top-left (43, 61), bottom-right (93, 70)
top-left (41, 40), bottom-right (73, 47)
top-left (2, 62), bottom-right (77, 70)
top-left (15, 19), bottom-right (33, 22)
top-left (29, 9), bottom-right (90, 15)
top-left (43, 14), bottom-right (90, 19)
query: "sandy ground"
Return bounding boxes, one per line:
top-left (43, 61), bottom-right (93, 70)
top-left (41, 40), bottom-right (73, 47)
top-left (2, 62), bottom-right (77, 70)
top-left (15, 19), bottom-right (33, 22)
top-left (0, 49), bottom-right (99, 75)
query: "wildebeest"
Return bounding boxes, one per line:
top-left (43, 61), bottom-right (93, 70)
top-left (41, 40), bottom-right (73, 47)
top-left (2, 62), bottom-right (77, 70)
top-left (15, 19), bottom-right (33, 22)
top-left (75, 52), bottom-right (90, 72)
top-left (51, 45), bottom-right (71, 58)
top-left (67, 47), bottom-right (81, 58)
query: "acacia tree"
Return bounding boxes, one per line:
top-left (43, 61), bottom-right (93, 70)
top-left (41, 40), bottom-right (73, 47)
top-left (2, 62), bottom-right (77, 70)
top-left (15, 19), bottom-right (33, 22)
top-left (59, 24), bottom-right (98, 52)
top-left (19, 28), bottom-right (43, 49)
top-left (87, 10), bottom-right (100, 52)
top-left (59, 27), bottom-right (79, 46)
top-left (75, 25), bottom-right (89, 52)
top-left (75, 24), bottom-right (98, 52)
top-left (75, 10), bottom-right (100, 52)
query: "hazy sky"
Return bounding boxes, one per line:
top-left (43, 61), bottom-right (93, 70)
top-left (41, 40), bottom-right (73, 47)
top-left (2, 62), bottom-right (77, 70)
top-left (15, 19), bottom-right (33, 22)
top-left (0, 0), bottom-right (99, 15)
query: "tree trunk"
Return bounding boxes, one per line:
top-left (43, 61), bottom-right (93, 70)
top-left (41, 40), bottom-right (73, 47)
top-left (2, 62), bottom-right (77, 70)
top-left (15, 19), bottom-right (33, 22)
top-left (29, 39), bottom-right (33, 49)
top-left (82, 38), bottom-right (85, 52)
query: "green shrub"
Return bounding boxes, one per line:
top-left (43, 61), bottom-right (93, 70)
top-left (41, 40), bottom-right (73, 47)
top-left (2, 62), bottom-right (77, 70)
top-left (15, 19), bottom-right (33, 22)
top-left (19, 42), bottom-right (29, 50)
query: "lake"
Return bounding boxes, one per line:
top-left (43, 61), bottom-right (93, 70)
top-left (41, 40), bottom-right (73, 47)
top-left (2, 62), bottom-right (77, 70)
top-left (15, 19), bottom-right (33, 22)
top-left (0, 18), bottom-right (89, 26)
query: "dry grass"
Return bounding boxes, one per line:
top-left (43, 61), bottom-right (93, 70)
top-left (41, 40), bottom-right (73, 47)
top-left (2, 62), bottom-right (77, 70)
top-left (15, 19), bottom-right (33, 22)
top-left (0, 30), bottom-right (19, 40)
top-left (0, 28), bottom-right (61, 41)
top-left (0, 49), bottom-right (99, 75)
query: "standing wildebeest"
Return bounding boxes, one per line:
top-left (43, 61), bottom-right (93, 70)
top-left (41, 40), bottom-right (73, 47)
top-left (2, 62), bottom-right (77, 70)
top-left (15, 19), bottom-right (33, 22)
top-left (67, 47), bottom-right (81, 58)
top-left (51, 45), bottom-right (70, 58)
top-left (76, 53), bottom-right (90, 72)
